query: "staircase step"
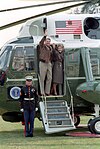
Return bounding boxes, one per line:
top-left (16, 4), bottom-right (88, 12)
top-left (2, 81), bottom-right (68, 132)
top-left (47, 102), bottom-right (65, 107)
top-left (47, 107), bottom-right (67, 113)
top-left (46, 100), bottom-right (66, 107)
top-left (48, 118), bottom-right (71, 121)
top-left (47, 114), bottom-right (70, 119)
top-left (45, 95), bottom-right (63, 98)
top-left (48, 119), bottom-right (73, 127)
top-left (49, 125), bottom-right (74, 128)
top-left (46, 100), bottom-right (65, 102)
top-left (47, 106), bottom-right (67, 109)
top-left (47, 112), bottom-right (68, 115)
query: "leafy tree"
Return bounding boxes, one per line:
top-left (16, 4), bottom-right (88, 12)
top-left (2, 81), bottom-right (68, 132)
top-left (81, 0), bottom-right (100, 13)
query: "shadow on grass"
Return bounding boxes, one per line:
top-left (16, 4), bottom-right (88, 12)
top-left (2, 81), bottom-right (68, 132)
top-left (0, 125), bottom-right (89, 137)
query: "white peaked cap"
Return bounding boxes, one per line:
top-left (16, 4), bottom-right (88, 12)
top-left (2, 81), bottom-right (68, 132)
top-left (25, 76), bottom-right (33, 80)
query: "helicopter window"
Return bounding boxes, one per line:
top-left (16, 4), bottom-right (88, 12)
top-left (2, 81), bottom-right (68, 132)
top-left (12, 46), bottom-right (35, 72)
top-left (0, 46), bottom-right (12, 70)
top-left (12, 47), bottom-right (24, 71)
top-left (66, 50), bottom-right (80, 77)
top-left (24, 46), bottom-right (35, 71)
top-left (0, 51), bottom-right (7, 69)
top-left (90, 51), bottom-right (100, 76)
top-left (91, 59), bottom-right (99, 75)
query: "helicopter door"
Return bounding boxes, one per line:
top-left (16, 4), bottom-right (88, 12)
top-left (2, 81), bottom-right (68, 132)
top-left (6, 45), bottom-right (37, 100)
top-left (65, 49), bottom-right (85, 100)
top-left (36, 45), bottom-right (65, 96)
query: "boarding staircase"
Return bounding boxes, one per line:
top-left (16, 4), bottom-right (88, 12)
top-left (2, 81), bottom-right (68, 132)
top-left (39, 96), bottom-right (75, 134)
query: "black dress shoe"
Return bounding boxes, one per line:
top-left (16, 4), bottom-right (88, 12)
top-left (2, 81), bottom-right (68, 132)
top-left (30, 134), bottom-right (33, 137)
top-left (25, 134), bottom-right (30, 137)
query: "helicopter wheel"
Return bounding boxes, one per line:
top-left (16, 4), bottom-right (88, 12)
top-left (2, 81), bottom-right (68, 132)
top-left (74, 115), bottom-right (80, 127)
top-left (88, 117), bottom-right (100, 134)
top-left (88, 118), bottom-right (94, 133)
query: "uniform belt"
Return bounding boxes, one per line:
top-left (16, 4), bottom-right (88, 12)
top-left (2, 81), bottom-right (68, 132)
top-left (24, 98), bottom-right (34, 101)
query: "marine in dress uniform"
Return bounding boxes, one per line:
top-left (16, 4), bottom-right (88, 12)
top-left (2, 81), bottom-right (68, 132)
top-left (19, 76), bottom-right (38, 137)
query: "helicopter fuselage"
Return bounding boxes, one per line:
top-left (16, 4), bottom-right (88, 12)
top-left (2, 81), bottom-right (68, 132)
top-left (1, 13), bottom-right (100, 123)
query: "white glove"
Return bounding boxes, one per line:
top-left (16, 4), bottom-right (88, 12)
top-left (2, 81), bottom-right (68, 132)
top-left (20, 108), bottom-right (24, 112)
top-left (35, 108), bottom-right (38, 111)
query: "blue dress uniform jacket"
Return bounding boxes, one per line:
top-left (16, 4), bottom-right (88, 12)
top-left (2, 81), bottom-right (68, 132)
top-left (20, 86), bottom-right (38, 110)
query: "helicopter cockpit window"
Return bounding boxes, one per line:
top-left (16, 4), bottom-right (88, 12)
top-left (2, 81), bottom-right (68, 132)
top-left (12, 47), bottom-right (24, 71)
top-left (0, 46), bottom-right (12, 71)
top-left (12, 46), bottom-right (35, 72)
top-left (0, 51), bottom-right (7, 70)
top-left (24, 46), bottom-right (34, 71)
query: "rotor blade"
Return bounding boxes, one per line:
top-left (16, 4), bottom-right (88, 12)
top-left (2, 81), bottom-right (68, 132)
top-left (0, 1), bottom-right (89, 30)
top-left (0, 0), bottom-right (88, 12)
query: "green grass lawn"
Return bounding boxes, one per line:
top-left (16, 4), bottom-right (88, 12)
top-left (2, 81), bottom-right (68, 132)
top-left (0, 116), bottom-right (100, 149)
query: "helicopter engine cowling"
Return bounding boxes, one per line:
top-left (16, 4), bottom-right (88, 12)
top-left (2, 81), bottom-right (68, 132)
top-left (76, 81), bottom-right (100, 105)
top-left (84, 17), bottom-right (99, 36)
top-left (84, 17), bottom-right (99, 29)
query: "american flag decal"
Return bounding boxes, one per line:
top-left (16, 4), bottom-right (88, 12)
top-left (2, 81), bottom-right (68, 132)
top-left (55, 20), bottom-right (82, 34)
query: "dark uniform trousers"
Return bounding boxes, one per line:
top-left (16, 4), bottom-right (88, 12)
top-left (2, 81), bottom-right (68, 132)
top-left (24, 109), bottom-right (35, 136)
top-left (20, 85), bottom-right (38, 136)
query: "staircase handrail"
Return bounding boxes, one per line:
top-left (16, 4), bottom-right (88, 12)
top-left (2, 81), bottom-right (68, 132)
top-left (66, 79), bottom-right (74, 122)
top-left (38, 74), bottom-right (48, 122)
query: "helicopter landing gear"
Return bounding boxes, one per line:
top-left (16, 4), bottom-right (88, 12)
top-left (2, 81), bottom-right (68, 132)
top-left (88, 118), bottom-right (94, 133)
top-left (88, 117), bottom-right (100, 134)
top-left (74, 115), bottom-right (80, 127)
top-left (88, 104), bottom-right (100, 134)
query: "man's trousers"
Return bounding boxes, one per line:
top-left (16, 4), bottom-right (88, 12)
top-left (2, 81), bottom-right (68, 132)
top-left (39, 61), bottom-right (52, 95)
